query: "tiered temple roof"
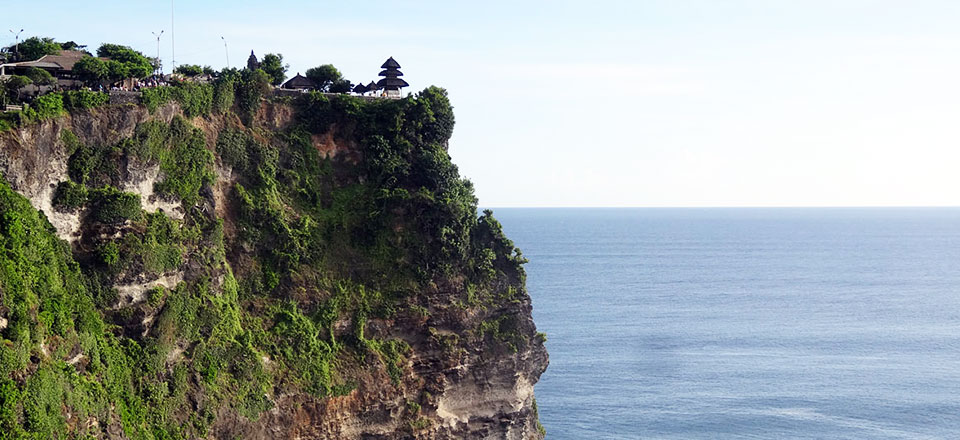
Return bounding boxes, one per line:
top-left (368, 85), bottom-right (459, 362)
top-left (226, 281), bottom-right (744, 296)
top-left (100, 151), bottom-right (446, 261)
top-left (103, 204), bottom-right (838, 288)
top-left (376, 57), bottom-right (409, 91)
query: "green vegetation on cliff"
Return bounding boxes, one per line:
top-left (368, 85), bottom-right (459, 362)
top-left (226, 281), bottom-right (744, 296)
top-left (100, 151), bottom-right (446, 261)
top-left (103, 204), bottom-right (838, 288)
top-left (0, 76), bottom-right (537, 438)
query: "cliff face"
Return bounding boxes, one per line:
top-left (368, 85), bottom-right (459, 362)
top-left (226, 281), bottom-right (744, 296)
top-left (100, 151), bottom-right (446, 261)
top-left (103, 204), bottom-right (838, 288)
top-left (0, 89), bottom-right (547, 439)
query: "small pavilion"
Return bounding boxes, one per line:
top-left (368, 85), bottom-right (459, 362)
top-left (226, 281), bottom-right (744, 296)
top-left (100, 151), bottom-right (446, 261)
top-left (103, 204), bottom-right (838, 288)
top-left (376, 57), bottom-right (408, 98)
top-left (282, 72), bottom-right (315, 90)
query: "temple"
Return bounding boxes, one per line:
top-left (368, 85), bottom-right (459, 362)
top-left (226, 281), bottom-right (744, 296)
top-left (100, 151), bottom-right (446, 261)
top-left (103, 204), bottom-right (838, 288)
top-left (246, 51), bottom-right (260, 71)
top-left (375, 57), bottom-right (408, 98)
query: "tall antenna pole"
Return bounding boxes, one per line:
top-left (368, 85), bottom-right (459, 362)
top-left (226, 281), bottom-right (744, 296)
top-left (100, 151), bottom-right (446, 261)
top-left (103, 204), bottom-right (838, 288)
top-left (170, 0), bottom-right (176, 70)
top-left (221, 36), bottom-right (229, 69)
top-left (152, 30), bottom-right (164, 75)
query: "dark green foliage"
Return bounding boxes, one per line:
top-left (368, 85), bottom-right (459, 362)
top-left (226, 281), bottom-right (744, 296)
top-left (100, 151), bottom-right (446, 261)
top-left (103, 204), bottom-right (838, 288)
top-left (96, 44), bottom-right (153, 79)
top-left (173, 64), bottom-right (203, 76)
top-left (153, 117), bottom-right (215, 205)
top-left (212, 70), bottom-right (238, 114)
top-left (413, 86), bottom-right (455, 145)
top-left (304, 64), bottom-right (345, 92)
top-left (73, 56), bottom-right (110, 86)
top-left (260, 53), bottom-right (288, 86)
top-left (24, 67), bottom-right (56, 87)
top-left (236, 69), bottom-right (271, 125)
top-left (87, 186), bottom-right (142, 224)
top-left (328, 79), bottom-right (353, 94)
top-left (2, 75), bottom-right (32, 102)
top-left (215, 128), bottom-right (250, 171)
top-left (67, 139), bottom-right (121, 188)
top-left (136, 212), bottom-right (185, 274)
top-left (52, 181), bottom-right (87, 211)
top-left (9, 37), bottom-right (61, 61)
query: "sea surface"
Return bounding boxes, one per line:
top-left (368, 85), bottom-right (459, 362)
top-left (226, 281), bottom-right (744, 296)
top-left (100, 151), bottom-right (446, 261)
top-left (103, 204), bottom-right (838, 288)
top-left (492, 208), bottom-right (960, 439)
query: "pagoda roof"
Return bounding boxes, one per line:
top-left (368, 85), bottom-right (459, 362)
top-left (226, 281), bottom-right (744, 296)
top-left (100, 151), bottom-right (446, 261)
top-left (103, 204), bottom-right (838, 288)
top-left (353, 83), bottom-right (368, 93)
top-left (378, 69), bottom-right (403, 77)
top-left (377, 77), bottom-right (409, 89)
top-left (367, 81), bottom-right (380, 90)
top-left (380, 57), bottom-right (401, 69)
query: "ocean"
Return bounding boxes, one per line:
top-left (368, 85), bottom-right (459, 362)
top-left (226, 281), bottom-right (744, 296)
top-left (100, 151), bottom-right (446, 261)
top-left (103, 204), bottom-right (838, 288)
top-left (492, 208), bottom-right (960, 439)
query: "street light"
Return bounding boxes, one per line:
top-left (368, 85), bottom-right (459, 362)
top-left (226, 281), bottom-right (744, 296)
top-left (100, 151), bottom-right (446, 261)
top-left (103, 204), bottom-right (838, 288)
top-left (221, 36), bottom-right (229, 69)
top-left (152, 30), bottom-right (164, 76)
top-left (8, 29), bottom-right (23, 61)
top-left (170, 0), bottom-right (176, 70)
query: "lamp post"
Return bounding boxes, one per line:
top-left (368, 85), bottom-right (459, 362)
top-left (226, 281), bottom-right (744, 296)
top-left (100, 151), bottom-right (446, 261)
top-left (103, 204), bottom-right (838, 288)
top-left (152, 30), bottom-right (164, 76)
top-left (170, 0), bottom-right (176, 70)
top-left (8, 29), bottom-right (23, 61)
top-left (221, 36), bottom-right (229, 69)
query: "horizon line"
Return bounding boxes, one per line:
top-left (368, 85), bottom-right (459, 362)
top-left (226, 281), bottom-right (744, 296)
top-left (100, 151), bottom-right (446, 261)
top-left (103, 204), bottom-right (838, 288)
top-left (479, 205), bottom-right (960, 209)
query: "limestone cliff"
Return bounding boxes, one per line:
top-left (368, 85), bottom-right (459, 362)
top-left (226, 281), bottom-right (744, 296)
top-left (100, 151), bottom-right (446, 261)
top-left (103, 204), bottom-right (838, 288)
top-left (0, 86), bottom-right (547, 439)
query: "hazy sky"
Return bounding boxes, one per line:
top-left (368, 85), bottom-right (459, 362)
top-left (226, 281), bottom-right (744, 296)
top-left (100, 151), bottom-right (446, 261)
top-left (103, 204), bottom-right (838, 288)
top-left (6, 1), bottom-right (960, 207)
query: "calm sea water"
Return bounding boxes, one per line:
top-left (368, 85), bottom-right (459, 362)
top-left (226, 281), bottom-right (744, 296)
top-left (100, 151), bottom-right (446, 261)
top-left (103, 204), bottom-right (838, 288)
top-left (492, 208), bottom-right (960, 440)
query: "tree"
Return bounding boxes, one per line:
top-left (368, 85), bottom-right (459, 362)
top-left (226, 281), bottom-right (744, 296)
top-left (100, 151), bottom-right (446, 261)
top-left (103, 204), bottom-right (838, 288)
top-left (411, 86), bottom-right (456, 145)
top-left (96, 44), bottom-right (153, 79)
top-left (174, 64), bottom-right (204, 77)
top-left (73, 57), bottom-right (109, 87)
top-left (260, 53), bottom-right (288, 86)
top-left (105, 60), bottom-right (130, 84)
top-left (305, 64), bottom-right (345, 92)
top-left (59, 41), bottom-right (87, 52)
top-left (328, 79), bottom-right (353, 94)
top-left (3, 75), bottom-right (33, 102)
top-left (11, 37), bottom-right (61, 61)
top-left (24, 67), bottom-right (57, 89)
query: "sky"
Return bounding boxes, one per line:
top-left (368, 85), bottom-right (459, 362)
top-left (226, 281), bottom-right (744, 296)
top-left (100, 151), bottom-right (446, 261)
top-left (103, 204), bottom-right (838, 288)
top-left (6, 0), bottom-right (960, 207)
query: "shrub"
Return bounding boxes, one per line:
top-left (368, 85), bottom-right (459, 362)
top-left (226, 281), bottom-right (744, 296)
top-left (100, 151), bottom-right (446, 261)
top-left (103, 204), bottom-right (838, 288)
top-left (212, 72), bottom-right (237, 114)
top-left (52, 181), bottom-right (87, 211)
top-left (87, 186), bottom-right (141, 224)
top-left (174, 65), bottom-right (203, 77)
top-left (140, 86), bottom-right (173, 113)
top-left (97, 241), bottom-right (121, 267)
top-left (235, 69), bottom-right (271, 125)
top-left (20, 93), bottom-right (65, 123)
top-left (172, 82), bottom-right (213, 118)
top-left (62, 90), bottom-right (110, 111)
top-left (154, 118), bottom-right (215, 205)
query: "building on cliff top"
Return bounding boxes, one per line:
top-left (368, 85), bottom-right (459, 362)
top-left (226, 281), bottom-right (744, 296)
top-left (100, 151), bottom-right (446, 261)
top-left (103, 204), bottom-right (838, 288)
top-left (282, 72), bottom-right (315, 90)
top-left (0, 50), bottom-right (89, 84)
top-left (376, 57), bottom-right (409, 98)
top-left (0, 50), bottom-right (99, 95)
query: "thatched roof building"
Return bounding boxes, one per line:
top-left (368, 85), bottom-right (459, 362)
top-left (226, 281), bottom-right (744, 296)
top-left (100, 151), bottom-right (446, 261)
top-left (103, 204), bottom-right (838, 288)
top-left (282, 72), bottom-right (315, 90)
top-left (376, 57), bottom-right (408, 98)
